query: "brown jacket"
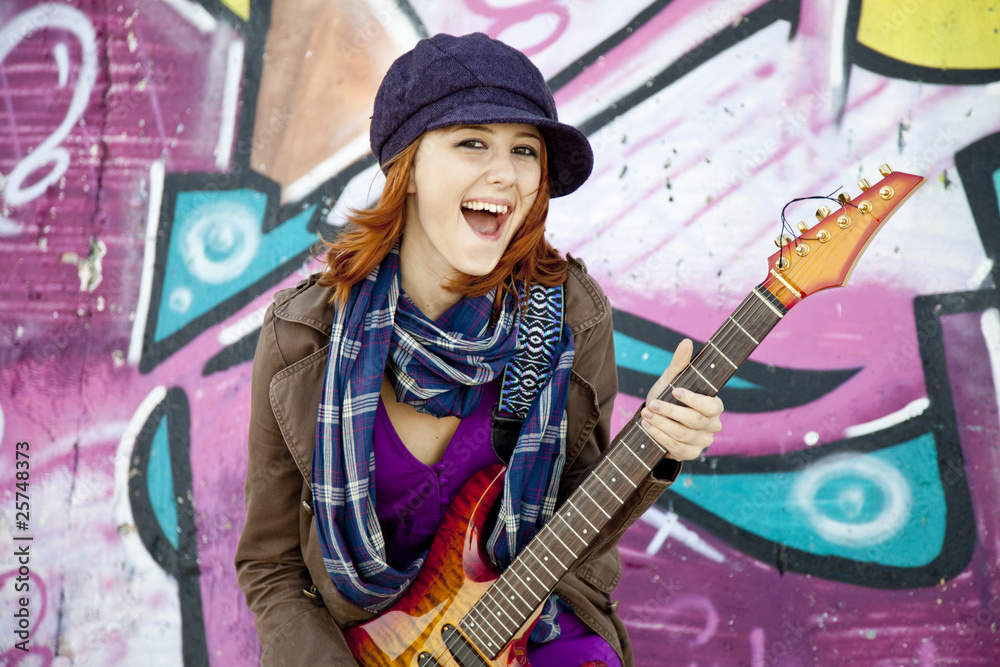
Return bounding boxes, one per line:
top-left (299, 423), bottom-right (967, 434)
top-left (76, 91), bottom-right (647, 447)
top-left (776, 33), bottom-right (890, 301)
top-left (235, 257), bottom-right (681, 666)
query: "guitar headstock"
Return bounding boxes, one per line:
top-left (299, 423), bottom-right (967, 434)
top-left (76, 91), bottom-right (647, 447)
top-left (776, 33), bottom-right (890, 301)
top-left (763, 164), bottom-right (926, 308)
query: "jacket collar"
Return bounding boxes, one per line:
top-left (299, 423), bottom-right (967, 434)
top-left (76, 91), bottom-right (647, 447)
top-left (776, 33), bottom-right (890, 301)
top-left (272, 274), bottom-right (338, 336)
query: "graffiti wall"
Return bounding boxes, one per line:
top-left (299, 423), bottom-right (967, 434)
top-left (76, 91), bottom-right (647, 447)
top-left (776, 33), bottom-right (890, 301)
top-left (1, 0), bottom-right (998, 664)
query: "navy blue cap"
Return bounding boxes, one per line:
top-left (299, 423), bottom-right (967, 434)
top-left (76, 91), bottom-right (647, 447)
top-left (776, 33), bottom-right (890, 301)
top-left (370, 33), bottom-right (593, 198)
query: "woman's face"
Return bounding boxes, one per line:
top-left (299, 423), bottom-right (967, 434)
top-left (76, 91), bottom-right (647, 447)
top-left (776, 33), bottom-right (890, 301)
top-left (401, 122), bottom-right (543, 283)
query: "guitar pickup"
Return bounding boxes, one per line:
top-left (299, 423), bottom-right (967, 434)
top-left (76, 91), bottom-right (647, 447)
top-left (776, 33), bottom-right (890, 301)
top-left (439, 624), bottom-right (491, 667)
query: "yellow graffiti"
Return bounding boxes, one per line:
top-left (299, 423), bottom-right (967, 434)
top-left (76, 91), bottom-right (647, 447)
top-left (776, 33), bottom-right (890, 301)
top-left (221, 0), bottom-right (250, 22)
top-left (857, 0), bottom-right (1000, 70)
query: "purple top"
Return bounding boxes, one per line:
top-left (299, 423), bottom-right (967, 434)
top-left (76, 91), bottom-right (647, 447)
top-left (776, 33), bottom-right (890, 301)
top-left (373, 381), bottom-right (500, 569)
top-left (372, 381), bottom-right (621, 666)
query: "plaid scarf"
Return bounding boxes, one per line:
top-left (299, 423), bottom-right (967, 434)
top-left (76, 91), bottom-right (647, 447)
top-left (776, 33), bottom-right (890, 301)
top-left (313, 246), bottom-right (574, 619)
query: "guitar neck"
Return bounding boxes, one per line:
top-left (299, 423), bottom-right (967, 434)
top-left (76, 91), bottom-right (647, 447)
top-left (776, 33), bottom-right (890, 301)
top-left (459, 284), bottom-right (786, 657)
top-left (665, 284), bottom-right (787, 399)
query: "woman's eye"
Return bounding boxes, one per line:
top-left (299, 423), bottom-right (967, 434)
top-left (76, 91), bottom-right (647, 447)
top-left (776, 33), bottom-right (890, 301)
top-left (459, 139), bottom-right (486, 149)
top-left (514, 146), bottom-right (539, 157)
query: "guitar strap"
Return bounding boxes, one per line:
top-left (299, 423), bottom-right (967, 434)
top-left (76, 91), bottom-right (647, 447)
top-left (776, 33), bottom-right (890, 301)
top-left (492, 282), bottom-right (565, 464)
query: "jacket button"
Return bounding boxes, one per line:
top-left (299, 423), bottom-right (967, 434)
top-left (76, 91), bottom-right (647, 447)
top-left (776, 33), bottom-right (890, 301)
top-left (302, 500), bottom-right (313, 514)
top-left (609, 599), bottom-right (619, 612)
top-left (302, 585), bottom-right (320, 600)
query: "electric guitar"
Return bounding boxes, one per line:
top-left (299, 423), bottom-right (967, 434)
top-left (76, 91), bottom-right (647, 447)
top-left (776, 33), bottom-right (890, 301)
top-left (345, 165), bottom-right (927, 666)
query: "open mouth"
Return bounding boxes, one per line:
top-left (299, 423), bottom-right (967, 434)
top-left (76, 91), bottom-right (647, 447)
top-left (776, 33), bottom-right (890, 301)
top-left (461, 200), bottom-right (510, 237)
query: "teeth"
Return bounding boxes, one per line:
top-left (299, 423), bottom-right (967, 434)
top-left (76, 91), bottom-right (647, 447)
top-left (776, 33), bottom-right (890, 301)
top-left (462, 201), bottom-right (509, 214)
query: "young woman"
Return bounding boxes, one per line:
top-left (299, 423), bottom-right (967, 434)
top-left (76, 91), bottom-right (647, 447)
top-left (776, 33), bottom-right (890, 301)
top-left (235, 32), bottom-right (723, 667)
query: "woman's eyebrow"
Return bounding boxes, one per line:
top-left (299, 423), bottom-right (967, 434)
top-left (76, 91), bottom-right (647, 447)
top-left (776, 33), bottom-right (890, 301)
top-left (451, 124), bottom-right (494, 133)
top-left (450, 125), bottom-right (541, 141)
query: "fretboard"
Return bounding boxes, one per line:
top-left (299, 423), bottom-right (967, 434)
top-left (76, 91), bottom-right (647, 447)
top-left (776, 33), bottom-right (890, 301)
top-left (459, 284), bottom-right (787, 659)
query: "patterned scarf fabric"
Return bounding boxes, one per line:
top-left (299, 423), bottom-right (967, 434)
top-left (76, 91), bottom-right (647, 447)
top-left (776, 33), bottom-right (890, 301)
top-left (313, 246), bottom-right (575, 618)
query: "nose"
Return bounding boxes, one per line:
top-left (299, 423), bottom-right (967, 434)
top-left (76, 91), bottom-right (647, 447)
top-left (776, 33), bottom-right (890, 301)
top-left (486, 150), bottom-right (517, 188)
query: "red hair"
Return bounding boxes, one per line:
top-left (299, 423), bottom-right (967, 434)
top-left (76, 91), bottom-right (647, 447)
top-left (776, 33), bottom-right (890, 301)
top-left (317, 135), bottom-right (568, 306)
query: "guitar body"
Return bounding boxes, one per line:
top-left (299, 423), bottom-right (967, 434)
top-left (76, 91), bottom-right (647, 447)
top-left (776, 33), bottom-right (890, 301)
top-left (345, 464), bottom-right (538, 666)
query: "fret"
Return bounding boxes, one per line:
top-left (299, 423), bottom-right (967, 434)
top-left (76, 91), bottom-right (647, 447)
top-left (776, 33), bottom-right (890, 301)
top-left (508, 563), bottom-right (545, 601)
top-left (548, 516), bottom-right (584, 555)
top-left (534, 535), bottom-right (570, 571)
top-left (671, 369), bottom-right (715, 396)
top-left (687, 363), bottom-right (719, 393)
top-left (509, 559), bottom-right (547, 600)
top-left (496, 575), bottom-right (538, 611)
top-left (467, 604), bottom-right (505, 654)
top-left (521, 544), bottom-right (558, 581)
top-left (464, 614), bottom-right (489, 649)
top-left (479, 586), bottom-right (519, 632)
top-left (470, 590), bottom-right (529, 650)
top-left (727, 314), bottom-right (760, 345)
top-left (619, 437), bottom-right (653, 471)
top-left (604, 456), bottom-right (639, 488)
top-left (594, 475), bottom-right (624, 504)
top-left (579, 487), bottom-right (612, 519)
top-left (754, 285), bottom-right (788, 315)
top-left (707, 340), bottom-right (737, 368)
top-left (559, 502), bottom-right (600, 535)
top-left (751, 285), bottom-right (786, 317)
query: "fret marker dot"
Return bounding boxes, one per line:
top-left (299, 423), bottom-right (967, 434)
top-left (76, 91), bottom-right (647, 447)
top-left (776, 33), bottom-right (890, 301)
top-left (583, 529), bottom-right (588, 534)
top-left (611, 477), bottom-right (616, 483)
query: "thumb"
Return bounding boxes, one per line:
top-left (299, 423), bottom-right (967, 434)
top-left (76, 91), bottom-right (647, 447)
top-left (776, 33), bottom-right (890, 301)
top-left (646, 338), bottom-right (693, 404)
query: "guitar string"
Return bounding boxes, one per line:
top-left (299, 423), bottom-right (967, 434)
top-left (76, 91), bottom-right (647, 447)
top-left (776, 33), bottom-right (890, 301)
top-left (708, 289), bottom-right (769, 385)
top-left (676, 289), bottom-right (772, 399)
top-left (777, 189), bottom-right (863, 271)
top-left (418, 619), bottom-right (456, 667)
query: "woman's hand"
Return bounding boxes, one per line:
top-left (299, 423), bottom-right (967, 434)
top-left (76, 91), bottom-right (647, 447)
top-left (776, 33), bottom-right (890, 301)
top-left (640, 338), bottom-right (724, 461)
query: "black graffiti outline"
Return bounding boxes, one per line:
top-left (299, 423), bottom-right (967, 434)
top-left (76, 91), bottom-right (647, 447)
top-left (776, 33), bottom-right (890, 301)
top-left (843, 0), bottom-right (1000, 87)
top-left (128, 387), bottom-right (209, 666)
top-left (612, 307), bottom-right (861, 412)
top-left (136, 165), bottom-right (373, 373)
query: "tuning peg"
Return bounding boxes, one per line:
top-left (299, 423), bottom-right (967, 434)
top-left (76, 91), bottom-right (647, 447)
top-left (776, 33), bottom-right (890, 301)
top-left (878, 163), bottom-right (893, 177)
top-left (815, 206), bottom-right (831, 221)
top-left (858, 178), bottom-right (871, 191)
top-left (837, 192), bottom-right (852, 205)
top-left (774, 233), bottom-right (793, 247)
top-left (796, 221), bottom-right (809, 234)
